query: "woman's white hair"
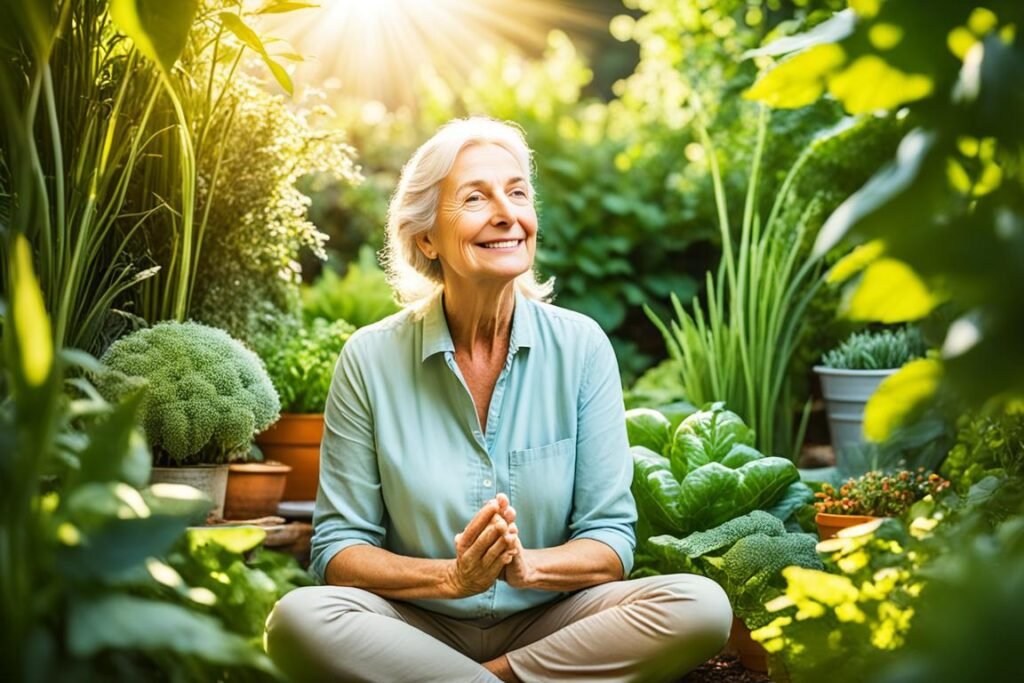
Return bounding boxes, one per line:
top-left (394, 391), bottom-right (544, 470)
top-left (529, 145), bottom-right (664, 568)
top-left (381, 116), bottom-right (554, 316)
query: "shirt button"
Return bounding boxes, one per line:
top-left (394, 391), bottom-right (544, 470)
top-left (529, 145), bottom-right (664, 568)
top-left (483, 478), bottom-right (493, 487)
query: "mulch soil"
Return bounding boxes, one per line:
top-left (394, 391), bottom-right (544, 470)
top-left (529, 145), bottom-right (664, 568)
top-left (678, 655), bottom-right (774, 683)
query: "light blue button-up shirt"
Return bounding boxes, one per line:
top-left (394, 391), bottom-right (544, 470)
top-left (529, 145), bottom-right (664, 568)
top-left (310, 290), bottom-right (637, 620)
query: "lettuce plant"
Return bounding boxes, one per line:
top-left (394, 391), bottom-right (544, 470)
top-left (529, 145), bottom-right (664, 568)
top-left (258, 317), bottom-right (356, 414)
top-left (628, 404), bottom-right (811, 540)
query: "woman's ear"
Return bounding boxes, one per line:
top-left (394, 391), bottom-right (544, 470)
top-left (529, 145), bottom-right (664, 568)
top-left (416, 231), bottom-right (438, 260)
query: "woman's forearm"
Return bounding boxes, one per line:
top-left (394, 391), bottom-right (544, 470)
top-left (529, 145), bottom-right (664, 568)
top-left (518, 538), bottom-right (624, 592)
top-left (325, 544), bottom-right (462, 600)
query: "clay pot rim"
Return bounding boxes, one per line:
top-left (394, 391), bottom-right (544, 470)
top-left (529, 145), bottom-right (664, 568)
top-left (815, 511), bottom-right (881, 523)
top-left (151, 464), bottom-right (229, 471)
top-left (276, 412), bottom-right (325, 421)
top-left (228, 461), bottom-right (292, 474)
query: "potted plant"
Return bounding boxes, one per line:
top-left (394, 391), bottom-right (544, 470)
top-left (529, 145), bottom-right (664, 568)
top-left (223, 445), bottom-right (292, 521)
top-left (97, 321), bottom-right (281, 520)
top-left (256, 317), bottom-right (356, 501)
top-left (814, 469), bottom-right (951, 540)
top-left (814, 326), bottom-right (927, 454)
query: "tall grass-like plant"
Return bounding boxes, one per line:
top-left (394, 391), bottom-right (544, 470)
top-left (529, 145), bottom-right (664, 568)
top-left (649, 105), bottom-right (856, 458)
top-left (0, 0), bottom-right (311, 354)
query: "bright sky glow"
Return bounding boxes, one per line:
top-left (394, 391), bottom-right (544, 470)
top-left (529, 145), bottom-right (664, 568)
top-left (257, 0), bottom-right (608, 107)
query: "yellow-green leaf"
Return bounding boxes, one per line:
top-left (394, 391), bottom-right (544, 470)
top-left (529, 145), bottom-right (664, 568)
top-left (744, 44), bottom-right (847, 108)
top-left (110, 0), bottom-right (199, 74)
top-left (188, 526), bottom-right (266, 553)
top-left (256, 1), bottom-right (319, 14)
top-left (11, 235), bottom-right (53, 386)
top-left (827, 55), bottom-right (934, 114)
top-left (844, 257), bottom-right (941, 322)
top-left (864, 359), bottom-right (942, 441)
top-left (828, 240), bottom-right (885, 284)
top-left (868, 23), bottom-right (903, 50)
top-left (218, 12), bottom-right (266, 55)
top-left (262, 55), bottom-right (294, 95)
top-left (849, 0), bottom-right (881, 19)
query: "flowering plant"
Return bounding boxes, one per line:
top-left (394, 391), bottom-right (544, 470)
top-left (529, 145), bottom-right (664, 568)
top-left (814, 469), bottom-right (951, 517)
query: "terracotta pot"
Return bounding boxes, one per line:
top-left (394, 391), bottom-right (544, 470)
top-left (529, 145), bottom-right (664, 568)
top-left (150, 465), bottom-right (229, 520)
top-left (255, 413), bottom-right (323, 501)
top-left (223, 461), bottom-right (292, 520)
top-left (815, 511), bottom-right (882, 540)
top-left (728, 617), bottom-right (768, 672)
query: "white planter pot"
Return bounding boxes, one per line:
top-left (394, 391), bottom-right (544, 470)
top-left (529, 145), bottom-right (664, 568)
top-left (150, 465), bottom-right (230, 521)
top-left (813, 366), bottom-right (896, 454)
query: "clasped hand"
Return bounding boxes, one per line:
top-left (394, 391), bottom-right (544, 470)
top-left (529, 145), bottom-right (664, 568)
top-left (448, 493), bottom-right (531, 596)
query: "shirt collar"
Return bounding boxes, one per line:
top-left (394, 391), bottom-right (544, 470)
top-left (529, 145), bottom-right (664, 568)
top-left (420, 289), bottom-right (535, 363)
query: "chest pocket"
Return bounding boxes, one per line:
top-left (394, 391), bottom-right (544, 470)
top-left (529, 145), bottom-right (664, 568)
top-left (509, 437), bottom-right (576, 547)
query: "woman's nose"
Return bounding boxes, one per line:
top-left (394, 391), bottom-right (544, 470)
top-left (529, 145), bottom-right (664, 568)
top-left (490, 194), bottom-right (515, 225)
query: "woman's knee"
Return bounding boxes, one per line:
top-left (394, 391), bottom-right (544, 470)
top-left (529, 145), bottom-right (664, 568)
top-left (638, 574), bottom-right (733, 650)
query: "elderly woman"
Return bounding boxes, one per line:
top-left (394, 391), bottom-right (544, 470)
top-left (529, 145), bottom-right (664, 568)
top-left (266, 117), bottom-right (732, 682)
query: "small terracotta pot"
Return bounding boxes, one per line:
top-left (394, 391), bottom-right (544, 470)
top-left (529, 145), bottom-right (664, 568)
top-left (223, 461), bottom-right (292, 520)
top-left (255, 413), bottom-right (324, 501)
top-left (815, 511), bottom-right (881, 540)
top-left (150, 465), bottom-right (230, 520)
top-left (729, 617), bottom-right (768, 672)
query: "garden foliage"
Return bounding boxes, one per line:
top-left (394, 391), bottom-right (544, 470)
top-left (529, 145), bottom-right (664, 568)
top-left (96, 321), bottom-right (280, 465)
top-left (820, 326), bottom-right (926, 370)
top-left (0, 237), bottom-right (298, 681)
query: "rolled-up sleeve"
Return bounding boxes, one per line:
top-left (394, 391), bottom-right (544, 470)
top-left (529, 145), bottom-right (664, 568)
top-left (309, 335), bottom-right (385, 583)
top-left (568, 324), bottom-right (637, 576)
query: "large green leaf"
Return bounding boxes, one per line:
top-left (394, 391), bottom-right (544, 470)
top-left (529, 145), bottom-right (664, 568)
top-left (864, 358), bottom-right (943, 442)
top-left (625, 408), bottom-right (672, 455)
top-left (668, 403), bottom-right (755, 480)
top-left (218, 12), bottom-right (294, 95)
top-left (72, 390), bottom-right (151, 488)
top-left (844, 257), bottom-right (942, 322)
top-left (630, 446), bottom-right (685, 539)
top-left (67, 594), bottom-right (277, 673)
top-left (109, 0), bottom-right (199, 74)
top-left (677, 458), bottom-right (799, 533)
top-left (763, 481), bottom-right (816, 525)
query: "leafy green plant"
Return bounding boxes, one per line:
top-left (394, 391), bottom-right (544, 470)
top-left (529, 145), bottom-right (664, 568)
top-left (814, 469), bottom-right (951, 517)
top-left (628, 404), bottom-right (810, 541)
top-left (642, 510), bottom-right (823, 633)
top-left (96, 321), bottom-right (280, 465)
top-left (301, 245), bottom-right (400, 329)
top-left (753, 475), bottom-right (1024, 682)
top-left (648, 110), bottom-right (882, 459)
top-left (942, 409), bottom-right (1024, 491)
top-left (821, 326), bottom-right (926, 370)
top-left (258, 317), bottom-right (355, 414)
top-left (0, 235), bottom-right (280, 681)
top-left (746, 0), bottom-right (1024, 434)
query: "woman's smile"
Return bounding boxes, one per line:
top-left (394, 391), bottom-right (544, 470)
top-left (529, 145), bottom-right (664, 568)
top-left (476, 238), bottom-right (524, 252)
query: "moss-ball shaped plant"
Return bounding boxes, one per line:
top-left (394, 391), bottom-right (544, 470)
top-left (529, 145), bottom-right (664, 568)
top-left (97, 321), bottom-right (280, 466)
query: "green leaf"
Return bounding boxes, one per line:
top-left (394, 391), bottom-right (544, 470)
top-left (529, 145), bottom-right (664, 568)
top-left (73, 390), bottom-right (151, 488)
top-left (68, 594), bottom-right (276, 672)
top-left (814, 129), bottom-right (936, 256)
top-left (744, 44), bottom-right (847, 109)
top-left (218, 12), bottom-right (294, 94)
top-left (864, 358), bottom-right (943, 442)
top-left (625, 408), bottom-right (672, 455)
top-left (844, 257), bottom-right (941, 322)
top-left (188, 526), bottom-right (267, 553)
top-left (10, 235), bottom-right (53, 386)
top-left (827, 55), bottom-right (933, 115)
top-left (668, 403), bottom-right (755, 480)
top-left (110, 0), bottom-right (199, 74)
top-left (720, 445), bottom-right (763, 468)
top-left (631, 446), bottom-right (685, 538)
top-left (744, 9), bottom-right (857, 58)
top-left (256, 1), bottom-right (319, 14)
top-left (677, 458), bottom-right (800, 532)
top-left (763, 481), bottom-right (816, 524)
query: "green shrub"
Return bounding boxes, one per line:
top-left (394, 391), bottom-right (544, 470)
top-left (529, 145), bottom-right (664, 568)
top-left (97, 321), bottom-right (280, 466)
top-left (821, 327), bottom-right (927, 370)
top-left (302, 245), bottom-right (400, 329)
top-left (258, 317), bottom-right (355, 414)
top-left (942, 410), bottom-right (1024, 492)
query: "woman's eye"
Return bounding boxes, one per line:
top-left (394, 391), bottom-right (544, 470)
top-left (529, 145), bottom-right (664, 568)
top-left (511, 189), bottom-right (528, 198)
top-left (466, 194), bottom-right (484, 203)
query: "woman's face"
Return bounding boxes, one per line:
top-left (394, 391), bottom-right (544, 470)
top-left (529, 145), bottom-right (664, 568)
top-left (420, 143), bottom-right (538, 288)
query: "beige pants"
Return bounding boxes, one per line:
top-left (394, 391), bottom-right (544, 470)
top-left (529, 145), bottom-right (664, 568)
top-left (265, 574), bottom-right (732, 683)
